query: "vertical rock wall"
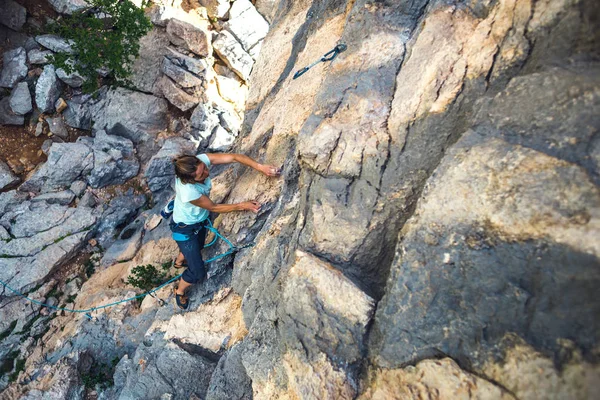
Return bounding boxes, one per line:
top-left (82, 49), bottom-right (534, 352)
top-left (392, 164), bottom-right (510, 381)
top-left (211, 0), bottom-right (600, 398)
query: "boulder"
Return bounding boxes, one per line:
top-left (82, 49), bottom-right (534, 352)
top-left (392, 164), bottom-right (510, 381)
top-left (35, 65), bottom-right (62, 113)
top-left (56, 65), bottom-right (85, 88)
top-left (0, 161), bottom-right (19, 191)
top-left (165, 47), bottom-right (208, 76)
top-left (205, 345), bottom-right (252, 400)
top-left (156, 75), bottom-right (199, 111)
top-left (47, 0), bottom-right (89, 15)
top-left (213, 31), bottom-right (254, 81)
top-left (20, 142), bottom-right (93, 193)
top-left (0, 0), bottom-right (26, 31)
top-left (166, 19), bottom-right (211, 57)
top-left (223, 0), bottom-right (269, 53)
top-left (199, 0), bottom-right (230, 19)
top-left (217, 107), bottom-right (242, 135)
top-left (85, 130), bottom-right (139, 188)
top-left (63, 95), bottom-right (91, 130)
top-left (208, 125), bottom-right (235, 152)
top-left (129, 28), bottom-right (171, 94)
top-left (144, 137), bottom-right (195, 193)
top-left (0, 97), bottom-right (25, 125)
top-left (35, 35), bottom-right (75, 54)
top-left (0, 47), bottom-right (27, 88)
top-left (9, 82), bottom-right (32, 115)
top-left (90, 88), bottom-right (168, 143)
top-left (215, 74), bottom-right (247, 112)
top-left (161, 57), bottom-right (203, 88)
top-left (28, 49), bottom-right (52, 64)
top-left (46, 116), bottom-right (69, 139)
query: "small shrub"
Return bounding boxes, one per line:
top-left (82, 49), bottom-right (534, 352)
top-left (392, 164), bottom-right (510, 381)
top-left (126, 264), bottom-right (172, 293)
top-left (81, 359), bottom-right (115, 389)
top-left (0, 320), bottom-right (17, 341)
top-left (85, 260), bottom-right (96, 278)
top-left (8, 357), bottom-right (25, 382)
top-left (47, 0), bottom-right (153, 93)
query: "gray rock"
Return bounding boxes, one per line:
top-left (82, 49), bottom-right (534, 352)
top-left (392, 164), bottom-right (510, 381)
top-left (213, 31), bottom-right (254, 82)
top-left (78, 191), bottom-right (95, 208)
top-left (35, 65), bottom-right (62, 113)
top-left (86, 130), bottom-right (139, 189)
top-left (35, 122), bottom-right (44, 137)
top-left (199, 0), bottom-right (230, 19)
top-left (47, 0), bottom-right (89, 14)
top-left (217, 108), bottom-right (241, 135)
top-left (0, 160), bottom-right (19, 190)
top-left (41, 139), bottom-right (53, 154)
top-left (190, 103), bottom-right (220, 133)
top-left (35, 35), bottom-right (75, 53)
top-left (156, 75), bottom-right (199, 111)
top-left (56, 65), bottom-right (85, 88)
top-left (208, 125), bottom-right (235, 152)
top-left (46, 116), bottom-right (69, 139)
top-left (144, 137), bottom-right (195, 193)
top-left (10, 202), bottom-right (74, 238)
top-left (0, 226), bottom-right (9, 240)
top-left (165, 46), bottom-right (209, 76)
top-left (129, 28), bottom-right (171, 94)
top-left (114, 335), bottom-right (216, 400)
top-left (95, 193), bottom-right (146, 249)
top-left (253, 0), bottom-right (278, 23)
top-left (0, 190), bottom-right (27, 215)
top-left (30, 190), bottom-right (76, 205)
top-left (0, 97), bottom-right (24, 125)
top-left (9, 82), bottom-right (32, 115)
top-left (0, 0), bottom-right (26, 31)
top-left (206, 344), bottom-right (252, 400)
top-left (28, 49), bottom-right (52, 64)
top-left (90, 88), bottom-right (168, 143)
top-left (161, 57), bottom-right (203, 88)
top-left (0, 47), bottom-right (27, 88)
top-left (63, 96), bottom-right (91, 130)
top-left (223, 0), bottom-right (269, 52)
top-left (70, 180), bottom-right (87, 197)
top-left (166, 19), bottom-right (211, 57)
top-left (100, 217), bottom-right (144, 266)
top-left (20, 142), bottom-right (93, 193)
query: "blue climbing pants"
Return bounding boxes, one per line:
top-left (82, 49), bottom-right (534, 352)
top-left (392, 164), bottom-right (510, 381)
top-left (169, 220), bottom-right (208, 284)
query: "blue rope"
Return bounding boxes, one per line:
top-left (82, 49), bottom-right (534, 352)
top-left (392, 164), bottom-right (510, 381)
top-left (0, 221), bottom-right (253, 320)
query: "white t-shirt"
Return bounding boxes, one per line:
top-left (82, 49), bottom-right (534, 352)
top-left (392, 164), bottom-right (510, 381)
top-left (172, 154), bottom-right (212, 224)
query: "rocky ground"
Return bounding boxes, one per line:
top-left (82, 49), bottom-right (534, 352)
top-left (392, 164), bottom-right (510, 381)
top-left (1, 0), bottom-right (599, 399)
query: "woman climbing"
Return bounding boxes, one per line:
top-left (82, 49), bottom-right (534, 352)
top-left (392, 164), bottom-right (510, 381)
top-left (169, 153), bottom-right (281, 310)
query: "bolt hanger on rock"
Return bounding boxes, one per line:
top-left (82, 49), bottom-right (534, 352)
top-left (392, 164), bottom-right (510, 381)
top-left (293, 43), bottom-right (347, 79)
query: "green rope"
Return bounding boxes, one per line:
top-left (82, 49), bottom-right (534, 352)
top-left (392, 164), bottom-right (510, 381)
top-left (0, 222), bottom-right (254, 320)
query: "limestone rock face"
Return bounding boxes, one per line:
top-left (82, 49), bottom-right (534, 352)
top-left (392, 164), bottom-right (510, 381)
top-left (144, 137), bottom-right (196, 193)
top-left (129, 28), bottom-right (171, 94)
top-left (0, 161), bottom-right (19, 190)
top-left (47, 0), bottom-right (88, 15)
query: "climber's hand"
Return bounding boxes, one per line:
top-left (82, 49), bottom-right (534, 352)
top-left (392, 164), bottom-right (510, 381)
top-left (259, 164), bottom-right (282, 177)
top-left (239, 201), bottom-right (262, 213)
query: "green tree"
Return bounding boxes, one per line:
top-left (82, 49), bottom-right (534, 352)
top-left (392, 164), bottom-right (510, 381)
top-left (48, 0), bottom-right (153, 93)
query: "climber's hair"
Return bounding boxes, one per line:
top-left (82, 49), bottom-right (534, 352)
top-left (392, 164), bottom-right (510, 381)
top-left (173, 154), bottom-right (201, 184)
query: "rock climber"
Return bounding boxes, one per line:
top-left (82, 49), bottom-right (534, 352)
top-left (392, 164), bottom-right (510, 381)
top-left (167, 153), bottom-right (280, 310)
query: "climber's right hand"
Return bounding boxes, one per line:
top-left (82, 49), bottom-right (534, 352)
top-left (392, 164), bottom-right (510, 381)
top-left (239, 201), bottom-right (261, 213)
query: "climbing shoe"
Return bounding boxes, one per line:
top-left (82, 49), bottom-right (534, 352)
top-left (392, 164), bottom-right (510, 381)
top-left (172, 258), bottom-right (187, 269)
top-left (173, 288), bottom-right (189, 310)
top-left (160, 199), bottom-right (175, 220)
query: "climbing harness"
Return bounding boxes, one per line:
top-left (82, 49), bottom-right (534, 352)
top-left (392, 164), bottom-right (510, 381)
top-left (0, 220), bottom-right (254, 320)
top-left (293, 43), bottom-right (347, 79)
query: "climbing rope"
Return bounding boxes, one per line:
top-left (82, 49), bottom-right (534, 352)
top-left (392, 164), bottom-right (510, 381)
top-left (0, 220), bottom-right (254, 320)
top-left (293, 43), bottom-right (347, 79)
